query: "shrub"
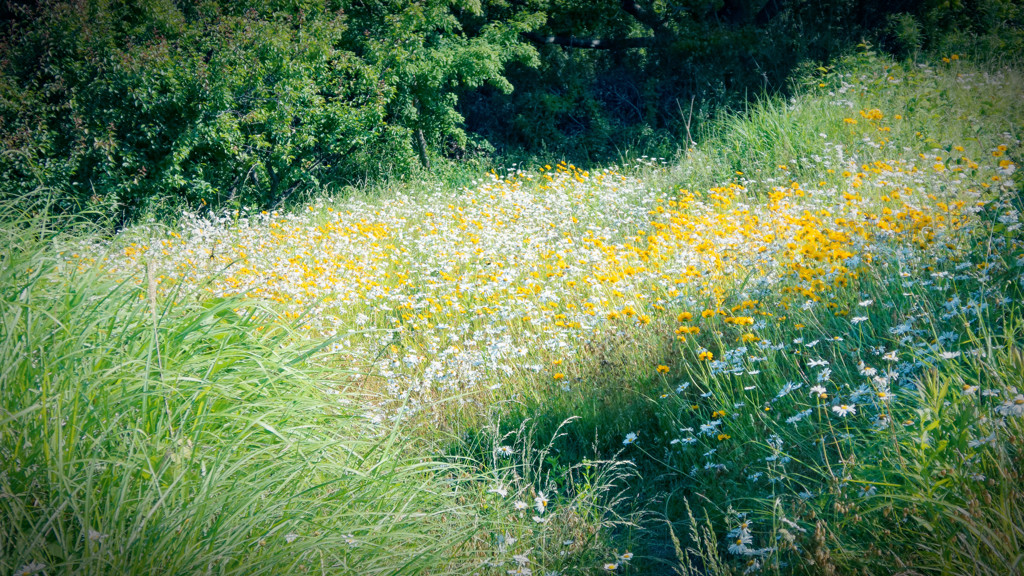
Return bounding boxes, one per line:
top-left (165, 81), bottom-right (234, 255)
top-left (879, 13), bottom-right (924, 59)
top-left (0, 1), bottom-right (538, 224)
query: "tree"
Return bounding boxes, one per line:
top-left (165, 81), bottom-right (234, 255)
top-left (0, 0), bottom-right (542, 221)
top-left (459, 0), bottom-right (974, 159)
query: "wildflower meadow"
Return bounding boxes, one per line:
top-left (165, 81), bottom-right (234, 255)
top-left (3, 47), bottom-right (1024, 575)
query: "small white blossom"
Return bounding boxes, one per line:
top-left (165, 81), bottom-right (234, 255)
top-left (832, 404), bottom-right (857, 417)
top-left (996, 392), bottom-right (1024, 416)
top-left (14, 563), bottom-right (46, 576)
top-left (534, 492), bottom-right (549, 514)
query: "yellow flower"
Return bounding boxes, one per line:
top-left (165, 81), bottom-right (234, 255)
top-left (859, 108), bottom-right (883, 120)
top-left (656, 365), bottom-right (670, 374)
top-left (553, 373), bottom-right (565, 380)
top-left (727, 316), bottom-right (754, 326)
top-left (677, 311), bottom-right (693, 322)
top-left (698, 351), bottom-right (714, 361)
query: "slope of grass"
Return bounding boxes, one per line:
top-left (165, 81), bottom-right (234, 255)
top-left (0, 207), bottom-right (632, 576)
top-left (3, 45), bottom-right (1024, 576)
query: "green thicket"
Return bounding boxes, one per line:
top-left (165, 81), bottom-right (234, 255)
top-left (1, 0), bottom-right (1021, 222)
top-left (0, 0), bottom-right (537, 222)
top-left (463, 0), bottom-right (1024, 159)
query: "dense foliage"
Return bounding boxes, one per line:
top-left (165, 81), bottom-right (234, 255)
top-left (1, 0), bottom-right (1021, 221)
top-left (0, 0), bottom-right (537, 221)
top-left (464, 0), bottom-right (1024, 158)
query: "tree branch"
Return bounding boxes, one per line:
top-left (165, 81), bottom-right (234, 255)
top-left (620, 0), bottom-right (666, 32)
top-left (523, 32), bottom-right (655, 50)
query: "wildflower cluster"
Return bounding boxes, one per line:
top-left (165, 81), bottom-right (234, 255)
top-left (474, 419), bottom-right (636, 575)
top-left (642, 56), bottom-right (1024, 572)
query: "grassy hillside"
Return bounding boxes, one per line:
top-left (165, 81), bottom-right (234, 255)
top-left (3, 47), bottom-right (1023, 575)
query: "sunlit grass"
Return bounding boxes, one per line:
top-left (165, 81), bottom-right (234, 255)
top-left (85, 51), bottom-right (1020, 434)
top-left (4, 47), bottom-right (1023, 575)
top-left (0, 208), bottom-right (632, 576)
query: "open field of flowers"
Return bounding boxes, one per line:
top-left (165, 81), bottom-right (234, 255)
top-left (5, 49), bottom-right (1024, 575)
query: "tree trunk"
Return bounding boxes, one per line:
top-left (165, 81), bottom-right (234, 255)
top-left (416, 128), bottom-right (430, 170)
top-left (266, 162), bottom-right (280, 206)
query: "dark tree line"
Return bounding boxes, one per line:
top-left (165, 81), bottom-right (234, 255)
top-left (1, 0), bottom-right (1019, 222)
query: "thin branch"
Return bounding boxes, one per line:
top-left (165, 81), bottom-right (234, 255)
top-left (620, 0), bottom-right (666, 32)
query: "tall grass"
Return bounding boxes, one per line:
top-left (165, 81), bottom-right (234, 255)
top-left (639, 101), bottom-right (1024, 573)
top-left (0, 206), bottom-right (633, 575)
top-left (650, 243), bottom-right (1024, 575)
top-left (0, 209), bottom-right (471, 575)
top-left (476, 48), bottom-right (1024, 574)
top-left (645, 46), bottom-right (1024, 200)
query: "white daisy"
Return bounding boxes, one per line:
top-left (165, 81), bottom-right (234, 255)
top-left (832, 404), bottom-right (856, 417)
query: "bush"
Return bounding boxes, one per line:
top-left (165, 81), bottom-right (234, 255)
top-left (879, 13), bottom-right (924, 59)
top-left (0, 1), bottom-right (538, 224)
